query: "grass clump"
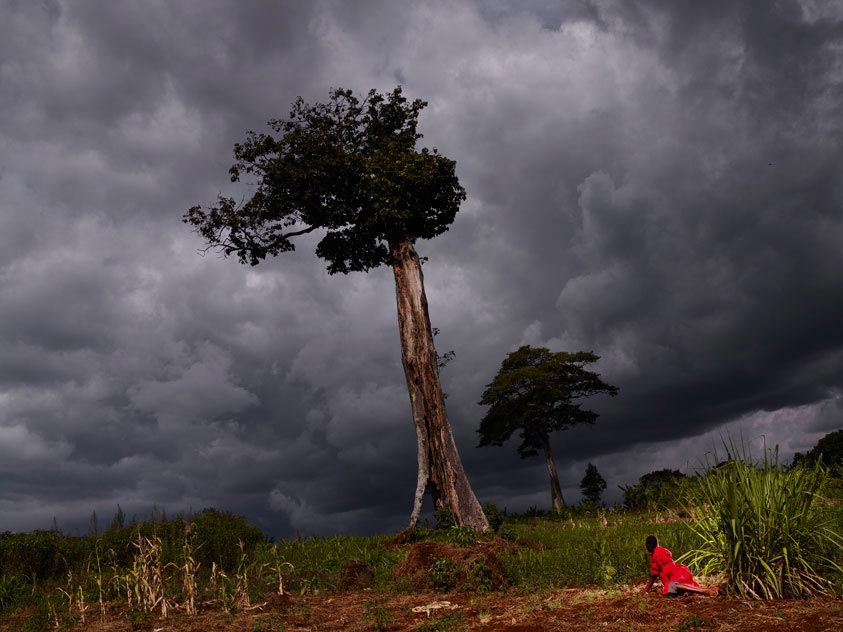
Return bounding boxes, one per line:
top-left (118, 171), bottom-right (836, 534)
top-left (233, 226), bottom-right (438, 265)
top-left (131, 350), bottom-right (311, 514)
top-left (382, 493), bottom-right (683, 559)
top-left (682, 441), bottom-right (843, 598)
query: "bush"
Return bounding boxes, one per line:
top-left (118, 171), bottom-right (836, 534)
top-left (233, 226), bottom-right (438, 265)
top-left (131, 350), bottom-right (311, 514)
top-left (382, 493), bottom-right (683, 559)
top-left (620, 469), bottom-right (689, 511)
top-left (433, 508), bottom-right (457, 530)
top-left (429, 558), bottom-right (460, 592)
top-left (443, 526), bottom-right (478, 548)
top-left (0, 531), bottom-right (65, 580)
top-left (682, 442), bottom-right (843, 598)
top-left (189, 509), bottom-right (264, 571)
top-left (482, 503), bottom-right (506, 533)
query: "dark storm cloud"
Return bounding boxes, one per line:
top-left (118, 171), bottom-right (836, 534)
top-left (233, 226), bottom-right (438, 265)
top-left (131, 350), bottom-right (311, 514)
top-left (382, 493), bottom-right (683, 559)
top-left (0, 0), bottom-right (841, 535)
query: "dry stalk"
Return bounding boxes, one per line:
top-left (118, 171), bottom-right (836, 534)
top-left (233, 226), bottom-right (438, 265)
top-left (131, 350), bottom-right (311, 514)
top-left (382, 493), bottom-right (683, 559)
top-left (180, 528), bottom-right (200, 615)
top-left (271, 546), bottom-right (295, 596)
top-left (126, 531), bottom-right (173, 618)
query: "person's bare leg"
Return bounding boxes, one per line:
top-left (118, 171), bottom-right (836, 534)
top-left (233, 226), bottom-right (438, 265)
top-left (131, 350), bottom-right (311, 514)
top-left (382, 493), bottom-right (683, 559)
top-left (675, 583), bottom-right (718, 596)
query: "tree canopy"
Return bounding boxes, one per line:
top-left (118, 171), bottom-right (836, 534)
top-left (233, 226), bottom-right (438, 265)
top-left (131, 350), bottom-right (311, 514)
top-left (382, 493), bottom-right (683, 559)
top-left (580, 462), bottom-right (607, 505)
top-left (477, 346), bottom-right (619, 458)
top-left (793, 428), bottom-right (843, 475)
top-left (620, 468), bottom-right (689, 510)
top-left (184, 87), bottom-right (465, 273)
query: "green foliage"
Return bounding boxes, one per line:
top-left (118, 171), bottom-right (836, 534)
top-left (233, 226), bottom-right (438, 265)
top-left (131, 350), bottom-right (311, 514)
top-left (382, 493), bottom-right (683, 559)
top-left (477, 346), bottom-right (619, 459)
top-left (464, 560), bottom-right (493, 593)
top-left (580, 463), bottom-right (607, 505)
top-left (189, 508), bottom-right (264, 572)
top-left (429, 558), bottom-right (460, 592)
top-left (681, 442), bottom-right (843, 598)
top-left (482, 503), bottom-right (506, 533)
top-left (443, 526), bottom-right (479, 548)
top-left (0, 530), bottom-right (65, 579)
top-left (0, 574), bottom-right (32, 613)
top-left (498, 512), bottom-right (696, 589)
top-left (434, 508), bottom-right (458, 530)
top-left (793, 429), bottom-right (843, 476)
top-left (22, 600), bottom-right (51, 632)
top-left (127, 607), bottom-right (155, 630)
top-left (262, 534), bottom-right (404, 594)
top-left (620, 469), bottom-right (689, 511)
top-left (593, 537), bottom-right (617, 587)
top-left (363, 597), bottom-right (394, 631)
top-left (414, 612), bottom-right (467, 632)
top-left (184, 86), bottom-right (466, 274)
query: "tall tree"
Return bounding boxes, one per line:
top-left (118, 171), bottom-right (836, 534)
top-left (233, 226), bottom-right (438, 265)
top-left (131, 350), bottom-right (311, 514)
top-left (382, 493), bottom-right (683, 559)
top-left (185, 87), bottom-right (487, 530)
top-left (580, 462), bottom-right (607, 505)
top-left (478, 346), bottom-right (618, 512)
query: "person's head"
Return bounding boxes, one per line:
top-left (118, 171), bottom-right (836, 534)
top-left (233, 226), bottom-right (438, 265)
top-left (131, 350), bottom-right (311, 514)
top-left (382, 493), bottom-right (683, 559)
top-left (645, 535), bottom-right (658, 553)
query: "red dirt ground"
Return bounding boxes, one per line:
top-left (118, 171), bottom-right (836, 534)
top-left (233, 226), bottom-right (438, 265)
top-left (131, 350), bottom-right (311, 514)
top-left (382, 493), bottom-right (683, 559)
top-left (3, 587), bottom-right (842, 631)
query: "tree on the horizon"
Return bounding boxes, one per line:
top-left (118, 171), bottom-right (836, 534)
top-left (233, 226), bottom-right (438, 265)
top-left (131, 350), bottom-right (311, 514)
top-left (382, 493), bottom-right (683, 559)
top-left (792, 428), bottom-right (843, 476)
top-left (619, 469), bottom-right (688, 510)
top-left (580, 462), bottom-right (607, 505)
top-left (477, 346), bottom-right (618, 512)
top-left (185, 87), bottom-right (488, 530)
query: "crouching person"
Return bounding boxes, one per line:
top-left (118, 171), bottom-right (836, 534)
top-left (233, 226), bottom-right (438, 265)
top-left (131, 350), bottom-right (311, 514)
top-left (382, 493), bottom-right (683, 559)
top-left (641, 535), bottom-right (717, 596)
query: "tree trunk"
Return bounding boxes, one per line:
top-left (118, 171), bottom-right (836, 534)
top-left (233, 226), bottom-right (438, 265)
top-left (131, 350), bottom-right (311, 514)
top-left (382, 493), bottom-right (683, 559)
top-left (389, 237), bottom-right (488, 531)
top-left (542, 432), bottom-right (566, 513)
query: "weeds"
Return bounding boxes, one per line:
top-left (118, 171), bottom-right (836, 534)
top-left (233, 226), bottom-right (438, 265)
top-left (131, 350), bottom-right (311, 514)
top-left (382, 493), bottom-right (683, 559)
top-left (415, 611), bottom-right (467, 632)
top-left (363, 597), bottom-right (394, 631)
top-left (429, 558), bottom-right (460, 592)
top-left (464, 560), bottom-right (493, 593)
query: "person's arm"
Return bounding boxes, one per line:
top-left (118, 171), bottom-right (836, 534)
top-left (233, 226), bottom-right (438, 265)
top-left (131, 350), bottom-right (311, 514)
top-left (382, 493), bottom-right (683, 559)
top-left (640, 575), bottom-right (656, 594)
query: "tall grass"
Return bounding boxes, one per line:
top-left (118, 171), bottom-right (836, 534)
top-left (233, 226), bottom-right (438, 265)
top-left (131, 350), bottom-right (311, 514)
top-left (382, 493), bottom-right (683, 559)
top-left (498, 511), bottom-right (698, 589)
top-left (681, 441), bottom-right (843, 598)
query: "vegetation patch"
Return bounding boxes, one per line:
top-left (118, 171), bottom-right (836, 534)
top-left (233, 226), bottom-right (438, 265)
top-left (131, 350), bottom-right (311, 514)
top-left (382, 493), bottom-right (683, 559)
top-left (393, 542), bottom-right (508, 592)
top-left (682, 442), bottom-right (843, 598)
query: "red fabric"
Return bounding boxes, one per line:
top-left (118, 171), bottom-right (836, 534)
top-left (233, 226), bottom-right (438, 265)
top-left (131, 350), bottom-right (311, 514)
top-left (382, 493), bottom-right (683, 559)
top-left (649, 546), bottom-right (699, 595)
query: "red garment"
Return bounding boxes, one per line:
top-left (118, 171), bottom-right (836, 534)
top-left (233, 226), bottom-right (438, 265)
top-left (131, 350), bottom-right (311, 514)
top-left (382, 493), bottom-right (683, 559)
top-left (649, 545), bottom-right (699, 595)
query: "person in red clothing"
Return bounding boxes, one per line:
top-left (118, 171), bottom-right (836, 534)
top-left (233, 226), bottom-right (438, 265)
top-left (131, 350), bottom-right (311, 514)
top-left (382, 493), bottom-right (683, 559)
top-left (640, 535), bottom-right (717, 596)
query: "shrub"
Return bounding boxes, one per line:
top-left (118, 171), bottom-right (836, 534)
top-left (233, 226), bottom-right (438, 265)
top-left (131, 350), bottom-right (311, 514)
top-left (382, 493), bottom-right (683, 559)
top-left (682, 442), bottom-right (843, 598)
top-left (363, 597), bottom-right (394, 631)
top-left (482, 503), bottom-right (506, 533)
top-left (434, 508), bottom-right (457, 530)
top-left (0, 531), bottom-right (65, 580)
top-left (464, 560), bottom-right (493, 593)
top-left (429, 558), bottom-right (460, 592)
top-left (189, 509), bottom-right (264, 571)
top-left (443, 526), bottom-right (478, 548)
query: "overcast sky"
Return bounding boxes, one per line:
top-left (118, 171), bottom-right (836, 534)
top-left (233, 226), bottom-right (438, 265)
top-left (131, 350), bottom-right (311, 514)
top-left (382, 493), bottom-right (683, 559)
top-left (1, 0), bottom-right (842, 537)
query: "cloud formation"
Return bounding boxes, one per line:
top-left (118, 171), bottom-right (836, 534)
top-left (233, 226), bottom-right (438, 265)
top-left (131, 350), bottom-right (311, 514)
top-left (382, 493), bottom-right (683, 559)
top-left (1, 0), bottom-right (841, 535)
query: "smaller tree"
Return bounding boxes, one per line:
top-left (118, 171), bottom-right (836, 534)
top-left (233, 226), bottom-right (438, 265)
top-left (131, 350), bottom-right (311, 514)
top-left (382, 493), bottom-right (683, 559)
top-left (580, 463), bottom-right (607, 505)
top-left (793, 429), bottom-right (843, 476)
top-left (108, 504), bottom-right (126, 532)
top-left (477, 346), bottom-right (618, 512)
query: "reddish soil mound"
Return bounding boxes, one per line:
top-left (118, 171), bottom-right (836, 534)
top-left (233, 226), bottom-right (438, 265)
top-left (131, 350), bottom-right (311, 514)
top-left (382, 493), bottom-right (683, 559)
top-left (393, 541), bottom-right (508, 591)
top-left (336, 558), bottom-right (375, 590)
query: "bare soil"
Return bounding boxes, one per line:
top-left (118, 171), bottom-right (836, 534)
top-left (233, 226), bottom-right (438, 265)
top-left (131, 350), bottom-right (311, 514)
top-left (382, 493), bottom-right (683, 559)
top-left (4, 587), bottom-right (842, 632)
